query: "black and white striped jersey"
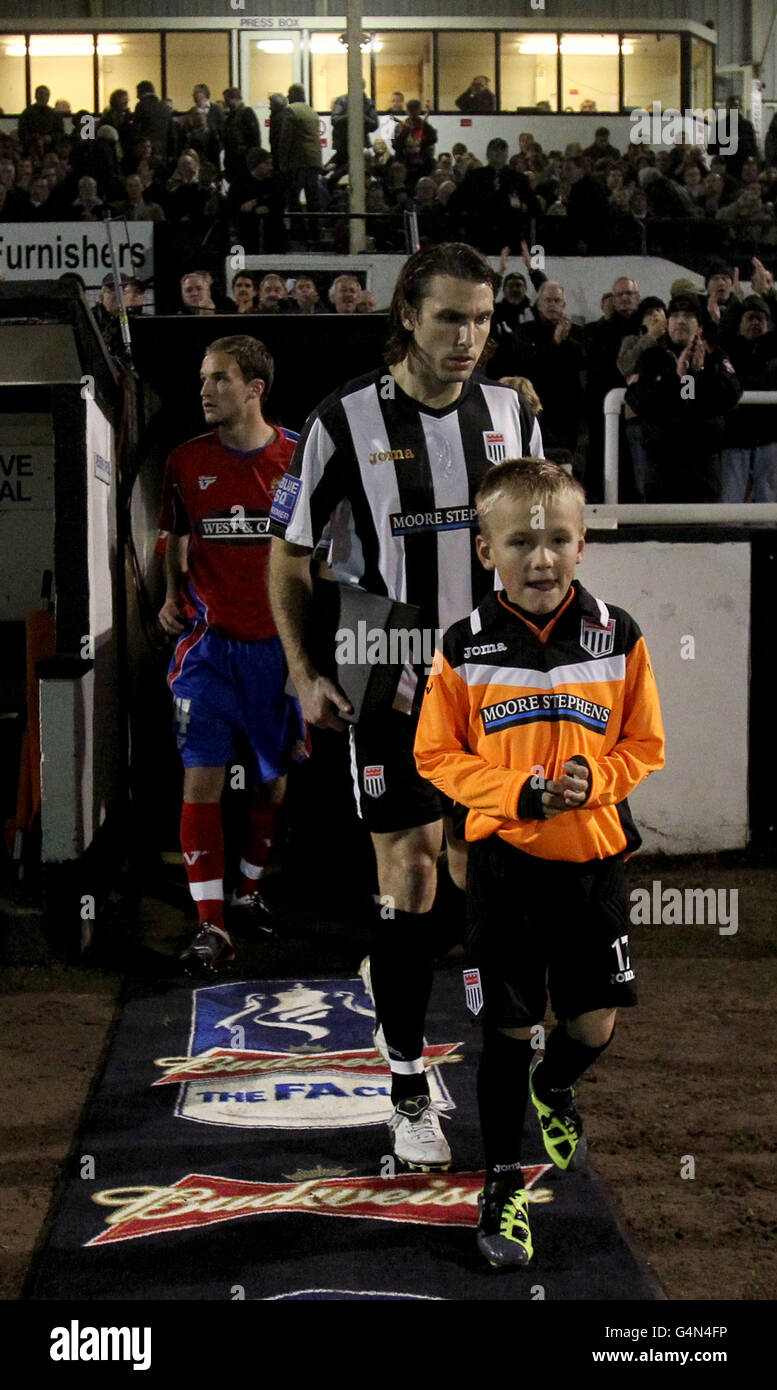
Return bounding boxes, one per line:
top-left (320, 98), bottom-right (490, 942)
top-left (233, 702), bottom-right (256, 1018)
top-left (268, 368), bottom-right (543, 642)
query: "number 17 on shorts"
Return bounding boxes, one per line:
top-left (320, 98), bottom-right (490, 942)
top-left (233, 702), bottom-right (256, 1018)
top-left (611, 935), bottom-right (635, 984)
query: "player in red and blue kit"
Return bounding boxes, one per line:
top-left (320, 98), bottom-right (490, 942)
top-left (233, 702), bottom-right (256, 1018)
top-left (158, 334), bottom-right (304, 973)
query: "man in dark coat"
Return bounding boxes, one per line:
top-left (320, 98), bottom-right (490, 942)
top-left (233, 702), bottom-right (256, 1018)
top-left (269, 93), bottom-right (288, 171)
top-left (99, 89), bottom-right (134, 146)
top-left (488, 280), bottom-right (585, 455)
top-left (447, 137), bottom-right (540, 253)
top-left (330, 82), bottom-right (379, 167)
top-left (191, 84), bottom-right (226, 146)
top-left (228, 147), bottom-right (286, 253)
top-left (490, 240), bottom-right (548, 346)
top-left (584, 274), bottom-right (641, 498)
top-left (18, 87), bottom-right (63, 152)
top-left (625, 292), bottom-right (742, 501)
top-left (583, 127), bottom-right (622, 162)
top-left (564, 155), bottom-right (611, 252)
top-left (719, 295), bottom-right (777, 501)
top-left (707, 97), bottom-right (758, 181)
top-left (455, 76), bottom-right (495, 114)
top-left (703, 260), bottom-right (742, 339)
top-left (133, 81), bottom-right (173, 162)
top-left (223, 88), bottom-right (261, 183)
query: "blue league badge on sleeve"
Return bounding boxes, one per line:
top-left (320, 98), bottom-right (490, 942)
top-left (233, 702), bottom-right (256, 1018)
top-left (269, 473), bottom-right (302, 528)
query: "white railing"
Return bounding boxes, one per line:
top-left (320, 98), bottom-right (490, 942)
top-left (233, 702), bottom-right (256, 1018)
top-left (602, 387), bottom-right (777, 519)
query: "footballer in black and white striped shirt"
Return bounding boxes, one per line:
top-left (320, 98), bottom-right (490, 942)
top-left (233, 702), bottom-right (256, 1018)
top-left (269, 314), bottom-right (542, 646)
top-left (269, 243), bottom-right (543, 1172)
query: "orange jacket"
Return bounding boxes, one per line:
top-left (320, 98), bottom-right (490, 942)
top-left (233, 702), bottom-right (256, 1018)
top-left (414, 581), bottom-right (665, 862)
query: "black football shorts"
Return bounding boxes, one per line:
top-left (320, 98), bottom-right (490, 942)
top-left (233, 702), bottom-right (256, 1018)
top-left (348, 708), bottom-right (457, 834)
top-left (465, 834), bottom-right (638, 1026)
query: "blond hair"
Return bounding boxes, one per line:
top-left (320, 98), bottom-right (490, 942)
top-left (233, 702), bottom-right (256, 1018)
top-left (476, 458), bottom-right (585, 534)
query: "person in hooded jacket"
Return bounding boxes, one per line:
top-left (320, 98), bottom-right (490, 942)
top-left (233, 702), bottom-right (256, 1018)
top-left (719, 294), bottom-right (777, 501)
top-left (624, 292), bottom-right (742, 501)
top-left (487, 279), bottom-right (585, 456)
top-left (490, 240), bottom-right (548, 346)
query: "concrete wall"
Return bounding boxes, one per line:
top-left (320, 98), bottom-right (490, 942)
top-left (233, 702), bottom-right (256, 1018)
top-left (39, 392), bottom-right (120, 862)
top-left (581, 540), bottom-right (750, 854)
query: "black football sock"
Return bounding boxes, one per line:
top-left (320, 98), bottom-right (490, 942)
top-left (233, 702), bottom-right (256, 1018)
top-left (369, 907), bottom-right (434, 1104)
top-left (477, 1028), bottom-right (533, 1183)
top-left (533, 1022), bottom-right (615, 1100)
top-left (391, 1073), bottom-right (430, 1105)
top-left (430, 859), bottom-right (467, 959)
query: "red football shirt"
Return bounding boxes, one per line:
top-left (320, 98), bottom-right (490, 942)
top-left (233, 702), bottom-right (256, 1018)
top-left (159, 427), bottom-right (298, 641)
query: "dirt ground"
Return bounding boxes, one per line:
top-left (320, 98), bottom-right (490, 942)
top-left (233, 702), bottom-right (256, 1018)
top-left (1, 851), bottom-right (775, 1302)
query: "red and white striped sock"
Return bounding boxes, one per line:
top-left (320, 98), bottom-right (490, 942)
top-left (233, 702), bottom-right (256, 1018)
top-left (237, 792), bottom-right (282, 898)
top-left (180, 801), bottom-right (225, 928)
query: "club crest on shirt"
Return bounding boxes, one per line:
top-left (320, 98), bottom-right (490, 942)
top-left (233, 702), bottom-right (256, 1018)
top-left (463, 968), bottom-right (483, 1016)
top-left (363, 765), bottom-right (386, 798)
top-left (580, 617), bottom-right (616, 658)
top-left (482, 431), bottom-right (507, 464)
top-left (198, 476), bottom-right (218, 490)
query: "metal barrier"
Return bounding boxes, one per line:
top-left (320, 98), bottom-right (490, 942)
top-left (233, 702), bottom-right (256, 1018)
top-left (603, 386), bottom-right (777, 518)
top-left (283, 209), bottom-right (415, 255)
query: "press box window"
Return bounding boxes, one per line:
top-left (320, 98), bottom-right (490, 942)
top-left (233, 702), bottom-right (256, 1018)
top-left (165, 32), bottom-right (230, 113)
top-left (499, 33), bottom-right (558, 111)
top-left (28, 34), bottom-right (99, 113)
top-left (437, 31), bottom-right (496, 112)
top-left (560, 33), bottom-right (620, 113)
top-left (310, 33), bottom-right (371, 113)
top-left (691, 37), bottom-right (713, 112)
top-left (247, 37), bottom-right (296, 110)
top-left (622, 33), bottom-right (681, 112)
top-left (373, 31), bottom-right (433, 110)
top-left (97, 34), bottom-right (162, 114)
top-left (0, 36), bottom-right (26, 115)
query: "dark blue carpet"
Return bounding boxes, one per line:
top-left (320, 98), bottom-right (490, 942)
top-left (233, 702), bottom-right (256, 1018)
top-left (25, 968), bottom-right (662, 1302)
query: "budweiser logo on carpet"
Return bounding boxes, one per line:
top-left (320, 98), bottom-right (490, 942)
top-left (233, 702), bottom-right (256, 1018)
top-left (153, 1043), bottom-right (462, 1085)
top-left (88, 1169), bottom-right (553, 1246)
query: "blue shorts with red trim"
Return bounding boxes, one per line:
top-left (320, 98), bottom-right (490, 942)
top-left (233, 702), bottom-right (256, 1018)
top-left (167, 625), bottom-right (305, 781)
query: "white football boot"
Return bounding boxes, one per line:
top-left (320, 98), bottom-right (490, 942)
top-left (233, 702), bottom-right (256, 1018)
top-left (387, 1095), bottom-right (451, 1170)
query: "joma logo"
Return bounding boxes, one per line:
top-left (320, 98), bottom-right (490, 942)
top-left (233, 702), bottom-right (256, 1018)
top-left (369, 448), bottom-right (415, 464)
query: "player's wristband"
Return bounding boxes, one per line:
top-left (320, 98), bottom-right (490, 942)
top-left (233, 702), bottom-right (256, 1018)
top-left (518, 776), bottom-right (547, 820)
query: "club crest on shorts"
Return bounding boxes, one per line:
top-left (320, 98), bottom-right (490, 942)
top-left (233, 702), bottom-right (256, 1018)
top-left (363, 764), bottom-right (386, 798)
top-left (463, 967), bottom-right (483, 1016)
top-left (580, 617), bottom-right (616, 658)
top-left (482, 431), bottom-right (507, 465)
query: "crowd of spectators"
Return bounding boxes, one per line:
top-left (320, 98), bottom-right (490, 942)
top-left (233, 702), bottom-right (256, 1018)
top-left (2, 79), bottom-right (776, 501)
top-left (6, 81), bottom-right (777, 266)
top-left (482, 244), bottom-right (777, 502)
